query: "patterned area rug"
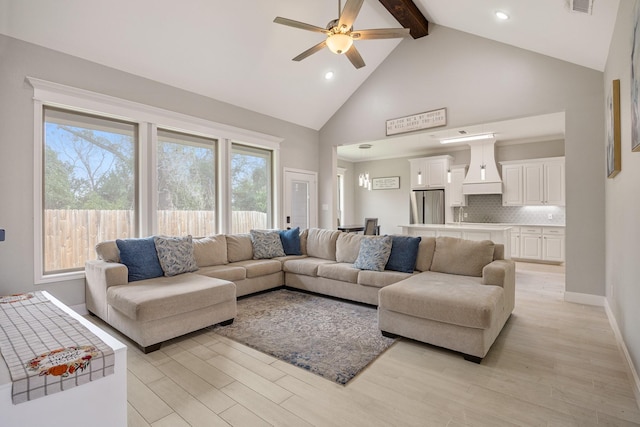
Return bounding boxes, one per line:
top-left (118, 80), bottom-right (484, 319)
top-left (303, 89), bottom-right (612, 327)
top-left (212, 289), bottom-right (396, 385)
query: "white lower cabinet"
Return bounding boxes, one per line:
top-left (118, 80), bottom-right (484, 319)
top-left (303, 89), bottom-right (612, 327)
top-left (520, 227), bottom-right (543, 259)
top-left (515, 226), bottom-right (564, 263)
top-left (542, 227), bottom-right (565, 262)
top-left (510, 227), bottom-right (520, 258)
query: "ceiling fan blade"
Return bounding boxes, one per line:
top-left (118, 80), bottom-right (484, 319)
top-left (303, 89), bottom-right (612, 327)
top-left (345, 45), bottom-right (365, 69)
top-left (292, 40), bottom-right (327, 61)
top-left (274, 17), bottom-right (328, 34)
top-left (338, 0), bottom-right (364, 30)
top-left (351, 28), bottom-right (411, 40)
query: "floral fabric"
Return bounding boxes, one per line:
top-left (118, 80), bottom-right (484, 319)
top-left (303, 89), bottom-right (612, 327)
top-left (153, 235), bottom-right (198, 277)
top-left (250, 229), bottom-right (286, 259)
top-left (353, 236), bottom-right (393, 272)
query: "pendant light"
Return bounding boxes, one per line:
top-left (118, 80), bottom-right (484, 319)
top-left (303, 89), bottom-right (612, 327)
top-left (358, 144), bottom-right (372, 191)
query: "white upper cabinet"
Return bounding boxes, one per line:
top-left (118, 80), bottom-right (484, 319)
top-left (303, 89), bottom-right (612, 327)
top-left (501, 164), bottom-right (523, 206)
top-left (448, 165), bottom-right (468, 207)
top-left (409, 155), bottom-right (453, 190)
top-left (500, 157), bottom-right (565, 206)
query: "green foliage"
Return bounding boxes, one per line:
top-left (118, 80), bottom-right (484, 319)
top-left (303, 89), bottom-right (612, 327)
top-left (231, 151), bottom-right (269, 213)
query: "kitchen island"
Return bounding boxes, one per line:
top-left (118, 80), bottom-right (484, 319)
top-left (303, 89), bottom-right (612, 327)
top-left (399, 223), bottom-right (512, 259)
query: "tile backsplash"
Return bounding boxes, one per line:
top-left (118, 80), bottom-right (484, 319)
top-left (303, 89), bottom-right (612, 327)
top-left (455, 194), bottom-right (565, 225)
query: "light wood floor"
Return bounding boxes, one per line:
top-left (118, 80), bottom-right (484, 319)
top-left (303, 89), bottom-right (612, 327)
top-left (90, 262), bottom-right (640, 426)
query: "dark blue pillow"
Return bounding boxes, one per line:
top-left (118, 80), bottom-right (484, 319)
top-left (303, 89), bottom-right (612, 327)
top-left (385, 235), bottom-right (422, 273)
top-left (279, 227), bottom-right (302, 255)
top-left (116, 237), bottom-right (164, 282)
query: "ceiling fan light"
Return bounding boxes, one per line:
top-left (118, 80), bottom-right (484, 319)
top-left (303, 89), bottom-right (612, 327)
top-left (326, 33), bottom-right (353, 55)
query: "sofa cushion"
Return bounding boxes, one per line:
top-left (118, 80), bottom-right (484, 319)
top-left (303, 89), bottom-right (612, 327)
top-left (250, 229), bottom-right (286, 259)
top-left (378, 272), bottom-right (502, 329)
top-left (317, 263), bottom-right (360, 284)
top-left (193, 235), bottom-right (228, 267)
top-left (414, 237), bottom-right (436, 272)
top-left (353, 235), bottom-right (393, 272)
top-left (154, 235), bottom-right (199, 277)
top-left (357, 270), bottom-right (413, 288)
top-left (279, 227), bottom-right (302, 255)
top-left (335, 232), bottom-right (365, 263)
top-left (197, 264), bottom-right (247, 282)
top-left (232, 259), bottom-right (282, 278)
top-left (116, 237), bottom-right (164, 282)
top-left (96, 240), bottom-right (120, 263)
top-left (430, 237), bottom-right (495, 277)
top-left (107, 273), bottom-right (235, 322)
top-left (299, 229), bottom-right (308, 255)
top-left (226, 234), bottom-right (253, 262)
top-left (386, 235), bottom-right (421, 273)
top-left (306, 228), bottom-right (339, 260)
top-left (283, 258), bottom-right (336, 277)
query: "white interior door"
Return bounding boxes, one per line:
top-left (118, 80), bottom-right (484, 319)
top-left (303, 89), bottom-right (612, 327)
top-left (283, 168), bottom-right (317, 230)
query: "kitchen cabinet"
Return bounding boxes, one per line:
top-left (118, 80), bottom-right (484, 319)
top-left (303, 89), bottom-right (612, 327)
top-left (501, 164), bottom-right (523, 206)
top-left (448, 165), bottom-right (468, 207)
top-left (520, 226), bottom-right (543, 259)
top-left (409, 155), bottom-right (453, 190)
top-left (400, 224), bottom-right (511, 258)
top-left (514, 226), bottom-right (565, 263)
top-left (500, 157), bottom-right (565, 206)
top-left (509, 227), bottom-right (521, 258)
top-left (542, 227), bottom-right (565, 262)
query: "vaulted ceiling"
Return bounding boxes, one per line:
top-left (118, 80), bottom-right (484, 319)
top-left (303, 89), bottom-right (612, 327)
top-left (0, 0), bottom-right (620, 130)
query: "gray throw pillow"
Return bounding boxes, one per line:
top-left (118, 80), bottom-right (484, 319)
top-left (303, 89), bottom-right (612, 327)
top-left (353, 236), bottom-right (393, 272)
top-left (250, 229), bottom-right (286, 259)
top-left (153, 235), bottom-right (198, 277)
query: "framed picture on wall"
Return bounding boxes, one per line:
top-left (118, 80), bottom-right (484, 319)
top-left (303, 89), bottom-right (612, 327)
top-left (607, 79), bottom-right (621, 178)
top-left (632, 1), bottom-right (640, 152)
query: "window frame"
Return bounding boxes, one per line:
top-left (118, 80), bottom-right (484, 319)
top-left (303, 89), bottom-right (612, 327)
top-left (29, 77), bottom-right (282, 284)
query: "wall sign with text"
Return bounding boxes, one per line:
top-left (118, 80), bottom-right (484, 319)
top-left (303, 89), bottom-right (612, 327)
top-left (372, 176), bottom-right (400, 190)
top-left (386, 108), bottom-right (447, 136)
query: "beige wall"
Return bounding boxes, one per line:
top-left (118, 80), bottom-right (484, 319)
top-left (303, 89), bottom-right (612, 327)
top-left (0, 35), bottom-right (319, 306)
top-left (320, 24), bottom-right (605, 298)
top-left (603, 0), bottom-right (640, 389)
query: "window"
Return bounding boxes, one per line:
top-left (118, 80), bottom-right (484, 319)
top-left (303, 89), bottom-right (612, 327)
top-left (231, 144), bottom-right (272, 233)
top-left (157, 129), bottom-right (217, 236)
top-left (43, 107), bottom-right (137, 274)
top-left (31, 77), bottom-right (281, 283)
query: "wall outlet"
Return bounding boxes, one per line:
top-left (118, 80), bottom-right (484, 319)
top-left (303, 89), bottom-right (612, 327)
top-left (548, 214), bottom-right (553, 220)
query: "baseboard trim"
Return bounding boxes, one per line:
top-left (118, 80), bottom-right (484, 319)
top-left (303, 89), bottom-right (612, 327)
top-left (563, 291), bottom-right (605, 306)
top-left (604, 299), bottom-right (640, 410)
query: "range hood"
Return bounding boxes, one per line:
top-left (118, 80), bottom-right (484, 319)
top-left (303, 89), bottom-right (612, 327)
top-left (462, 138), bottom-right (503, 195)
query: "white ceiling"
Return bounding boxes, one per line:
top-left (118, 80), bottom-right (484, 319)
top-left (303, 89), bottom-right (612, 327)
top-left (0, 0), bottom-right (619, 131)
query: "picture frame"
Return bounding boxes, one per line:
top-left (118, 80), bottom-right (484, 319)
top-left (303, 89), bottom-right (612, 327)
top-left (607, 79), bottom-right (621, 178)
top-left (632, 2), bottom-right (640, 152)
top-left (372, 176), bottom-right (400, 190)
top-left (386, 108), bottom-right (446, 136)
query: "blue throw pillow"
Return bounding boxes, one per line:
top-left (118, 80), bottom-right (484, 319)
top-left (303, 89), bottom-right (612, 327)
top-left (386, 235), bottom-right (422, 273)
top-left (279, 227), bottom-right (302, 255)
top-left (116, 237), bottom-right (164, 282)
top-left (353, 236), bottom-right (393, 272)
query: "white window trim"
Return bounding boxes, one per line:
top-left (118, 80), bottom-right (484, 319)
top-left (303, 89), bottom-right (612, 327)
top-left (29, 77), bottom-right (282, 284)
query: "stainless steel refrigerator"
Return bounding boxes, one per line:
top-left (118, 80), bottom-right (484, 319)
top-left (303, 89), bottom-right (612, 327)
top-left (410, 189), bottom-right (445, 224)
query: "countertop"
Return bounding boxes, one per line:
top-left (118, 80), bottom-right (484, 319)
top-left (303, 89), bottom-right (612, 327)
top-left (451, 222), bottom-right (565, 228)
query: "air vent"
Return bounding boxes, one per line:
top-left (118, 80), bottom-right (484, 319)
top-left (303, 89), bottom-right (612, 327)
top-left (570, 0), bottom-right (594, 14)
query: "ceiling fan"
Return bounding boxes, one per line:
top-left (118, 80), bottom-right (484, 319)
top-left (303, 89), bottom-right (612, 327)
top-left (274, 0), bottom-right (410, 69)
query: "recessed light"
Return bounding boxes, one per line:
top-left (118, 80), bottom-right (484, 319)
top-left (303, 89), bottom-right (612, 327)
top-left (495, 11), bottom-right (509, 20)
top-left (324, 71), bottom-right (334, 80)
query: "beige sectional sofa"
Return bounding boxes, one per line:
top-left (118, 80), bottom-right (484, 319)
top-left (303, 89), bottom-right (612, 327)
top-left (85, 228), bottom-right (515, 361)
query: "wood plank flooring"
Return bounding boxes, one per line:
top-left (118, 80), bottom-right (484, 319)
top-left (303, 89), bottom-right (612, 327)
top-left (88, 262), bottom-right (640, 426)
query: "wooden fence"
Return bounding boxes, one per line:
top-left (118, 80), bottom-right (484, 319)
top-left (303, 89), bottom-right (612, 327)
top-left (44, 209), bottom-right (267, 272)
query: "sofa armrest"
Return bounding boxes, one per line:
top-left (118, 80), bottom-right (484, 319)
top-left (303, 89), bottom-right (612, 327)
top-left (482, 259), bottom-right (515, 314)
top-left (85, 260), bottom-right (128, 320)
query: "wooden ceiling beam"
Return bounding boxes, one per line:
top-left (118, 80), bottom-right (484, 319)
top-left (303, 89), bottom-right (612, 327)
top-left (378, 0), bottom-right (429, 39)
